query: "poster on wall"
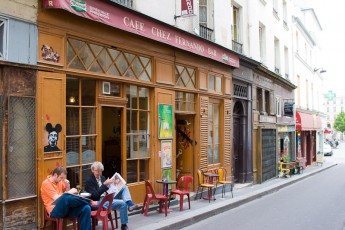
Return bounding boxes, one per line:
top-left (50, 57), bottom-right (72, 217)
top-left (161, 140), bottom-right (173, 168)
top-left (158, 104), bottom-right (173, 139)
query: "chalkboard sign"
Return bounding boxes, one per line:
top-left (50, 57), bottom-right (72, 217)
top-left (284, 102), bottom-right (294, 117)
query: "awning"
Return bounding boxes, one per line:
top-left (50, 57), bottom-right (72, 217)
top-left (296, 112), bottom-right (321, 131)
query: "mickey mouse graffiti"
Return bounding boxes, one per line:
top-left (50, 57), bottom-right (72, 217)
top-left (44, 123), bottom-right (62, 152)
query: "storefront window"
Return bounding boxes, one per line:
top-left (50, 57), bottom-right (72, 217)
top-left (175, 64), bottom-right (196, 89)
top-left (208, 101), bottom-right (220, 165)
top-left (126, 85), bottom-right (150, 183)
top-left (66, 78), bottom-right (97, 188)
top-left (67, 38), bottom-right (152, 82)
top-left (175, 91), bottom-right (195, 112)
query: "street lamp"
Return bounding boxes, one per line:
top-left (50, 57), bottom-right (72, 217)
top-left (314, 68), bottom-right (327, 73)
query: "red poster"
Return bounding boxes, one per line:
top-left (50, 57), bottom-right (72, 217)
top-left (181, 0), bottom-right (194, 16)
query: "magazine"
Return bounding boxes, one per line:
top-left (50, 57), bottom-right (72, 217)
top-left (51, 193), bottom-right (91, 205)
top-left (107, 172), bottom-right (126, 195)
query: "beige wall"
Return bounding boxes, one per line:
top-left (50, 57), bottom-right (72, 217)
top-left (0, 0), bottom-right (37, 23)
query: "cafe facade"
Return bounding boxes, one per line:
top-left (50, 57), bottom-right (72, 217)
top-left (33, 0), bottom-right (239, 227)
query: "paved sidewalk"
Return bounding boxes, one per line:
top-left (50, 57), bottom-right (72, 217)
top-left (97, 160), bottom-right (337, 230)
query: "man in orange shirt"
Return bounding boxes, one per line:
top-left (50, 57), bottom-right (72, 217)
top-left (41, 166), bottom-right (93, 230)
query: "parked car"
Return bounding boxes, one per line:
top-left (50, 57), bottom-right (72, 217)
top-left (323, 142), bottom-right (333, 156)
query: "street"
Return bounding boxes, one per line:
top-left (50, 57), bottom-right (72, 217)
top-left (182, 143), bottom-right (345, 230)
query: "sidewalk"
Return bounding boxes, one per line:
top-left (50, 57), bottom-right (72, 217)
top-left (98, 160), bottom-right (337, 230)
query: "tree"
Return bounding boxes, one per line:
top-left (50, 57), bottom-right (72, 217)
top-left (333, 112), bottom-right (345, 132)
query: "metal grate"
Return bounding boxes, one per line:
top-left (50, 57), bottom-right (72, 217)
top-left (110, 0), bottom-right (133, 8)
top-left (233, 84), bottom-right (248, 98)
top-left (7, 96), bottom-right (36, 199)
top-left (262, 129), bottom-right (276, 182)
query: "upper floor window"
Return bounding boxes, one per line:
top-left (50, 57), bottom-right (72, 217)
top-left (273, 0), bottom-right (278, 16)
top-left (232, 5), bottom-right (243, 53)
top-left (284, 46), bottom-right (289, 79)
top-left (110, 0), bottom-right (133, 8)
top-left (276, 96), bottom-right (281, 117)
top-left (208, 73), bottom-right (222, 93)
top-left (199, 0), bottom-right (214, 41)
top-left (283, 0), bottom-right (288, 27)
top-left (274, 37), bottom-right (280, 74)
top-left (0, 18), bottom-right (7, 60)
top-left (259, 23), bottom-right (266, 63)
top-left (67, 38), bottom-right (152, 82)
top-left (175, 64), bottom-right (196, 89)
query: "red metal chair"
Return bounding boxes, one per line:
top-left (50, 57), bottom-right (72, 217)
top-left (91, 192), bottom-right (115, 230)
top-left (43, 207), bottom-right (78, 230)
top-left (142, 180), bottom-right (168, 216)
top-left (168, 176), bottom-right (193, 211)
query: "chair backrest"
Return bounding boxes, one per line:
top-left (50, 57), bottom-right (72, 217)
top-left (218, 168), bottom-right (226, 181)
top-left (95, 192), bottom-right (115, 218)
top-left (197, 169), bottom-right (204, 184)
top-left (145, 180), bottom-right (159, 199)
top-left (176, 176), bottom-right (193, 192)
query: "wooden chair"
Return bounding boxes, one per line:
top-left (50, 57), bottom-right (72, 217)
top-left (91, 192), bottom-right (115, 230)
top-left (168, 176), bottom-right (193, 211)
top-left (215, 168), bottom-right (233, 198)
top-left (195, 169), bottom-right (215, 203)
top-left (142, 180), bottom-right (168, 216)
top-left (43, 207), bottom-right (78, 230)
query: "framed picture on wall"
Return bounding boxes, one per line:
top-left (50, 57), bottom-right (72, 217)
top-left (102, 81), bottom-right (111, 95)
top-left (158, 104), bottom-right (173, 139)
top-left (161, 140), bottom-right (172, 168)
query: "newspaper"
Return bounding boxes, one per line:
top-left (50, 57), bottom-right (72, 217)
top-left (51, 193), bottom-right (91, 205)
top-left (107, 172), bottom-right (126, 195)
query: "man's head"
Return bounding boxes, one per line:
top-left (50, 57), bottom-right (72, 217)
top-left (51, 166), bottom-right (67, 183)
top-left (91, 161), bottom-right (104, 179)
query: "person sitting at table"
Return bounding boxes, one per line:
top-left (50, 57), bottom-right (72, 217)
top-left (85, 161), bottom-right (140, 230)
top-left (41, 166), bottom-right (96, 230)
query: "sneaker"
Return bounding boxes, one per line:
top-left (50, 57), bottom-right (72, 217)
top-left (121, 224), bottom-right (129, 230)
top-left (128, 204), bottom-right (140, 212)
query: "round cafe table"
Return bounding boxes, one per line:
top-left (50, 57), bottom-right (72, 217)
top-left (156, 179), bottom-right (177, 213)
top-left (203, 173), bottom-right (219, 201)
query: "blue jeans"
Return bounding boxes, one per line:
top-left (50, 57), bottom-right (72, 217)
top-left (50, 193), bottom-right (91, 230)
top-left (99, 198), bottom-right (128, 224)
top-left (115, 185), bottom-right (132, 203)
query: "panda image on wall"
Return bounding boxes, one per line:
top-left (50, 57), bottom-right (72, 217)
top-left (44, 123), bottom-right (62, 152)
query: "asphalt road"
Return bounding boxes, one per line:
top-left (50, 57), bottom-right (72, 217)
top-left (182, 143), bottom-right (345, 230)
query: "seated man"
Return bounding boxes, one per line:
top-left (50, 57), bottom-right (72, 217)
top-left (85, 161), bottom-right (140, 230)
top-left (41, 166), bottom-right (95, 230)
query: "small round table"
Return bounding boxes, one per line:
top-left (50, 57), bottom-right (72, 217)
top-left (203, 173), bottom-right (219, 201)
top-left (156, 179), bottom-right (177, 213)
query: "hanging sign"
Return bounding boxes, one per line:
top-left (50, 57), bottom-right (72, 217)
top-left (181, 0), bottom-right (194, 16)
top-left (284, 102), bottom-right (294, 117)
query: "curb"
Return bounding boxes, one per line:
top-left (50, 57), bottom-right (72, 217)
top-left (135, 163), bottom-right (337, 230)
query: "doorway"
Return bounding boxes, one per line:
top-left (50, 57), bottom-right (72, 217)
top-left (233, 101), bottom-right (244, 183)
top-left (102, 107), bottom-right (122, 179)
top-left (175, 114), bottom-right (194, 183)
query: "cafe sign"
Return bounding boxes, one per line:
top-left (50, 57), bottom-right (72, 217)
top-left (43, 0), bottom-right (239, 68)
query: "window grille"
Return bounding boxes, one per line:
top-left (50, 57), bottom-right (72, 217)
top-left (233, 84), bottom-right (248, 98)
top-left (175, 64), bottom-right (196, 89)
top-left (67, 38), bottom-right (152, 82)
top-left (7, 96), bottom-right (36, 199)
top-left (110, 0), bottom-right (133, 8)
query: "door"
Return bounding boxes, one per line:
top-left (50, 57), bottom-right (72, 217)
top-left (175, 115), bottom-right (194, 182)
top-left (102, 107), bottom-right (122, 179)
top-left (233, 101), bottom-right (244, 183)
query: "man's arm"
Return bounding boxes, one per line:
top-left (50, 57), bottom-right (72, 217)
top-left (85, 176), bottom-right (109, 201)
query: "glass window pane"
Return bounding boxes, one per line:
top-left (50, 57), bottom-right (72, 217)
top-left (110, 83), bottom-right (121, 97)
top-left (82, 136), bottom-right (96, 164)
top-left (81, 79), bottom-right (96, 106)
top-left (139, 111), bottom-right (148, 130)
top-left (140, 159), bottom-right (149, 181)
top-left (67, 78), bottom-right (79, 105)
top-left (214, 144), bottom-right (220, 163)
top-left (138, 88), bottom-right (149, 110)
top-left (67, 167), bottom-right (80, 188)
top-left (214, 104), bottom-right (220, 124)
top-left (66, 108), bottom-right (79, 135)
top-left (82, 108), bottom-right (96, 135)
top-left (126, 135), bottom-right (131, 158)
top-left (126, 85), bottom-right (138, 109)
top-left (82, 164), bottom-right (93, 187)
top-left (66, 137), bottom-right (80, 166)
top-left (209, 74), bottom-right (215, 90)
top-left (139, 134), bottom-right (149, 158)
top-left (214, 126), bottom-right (219, 143)
top-left (130, 110), bottom-right (138, 132)
top-left (216, 76), bottom-right (222, 92)
top-left (208, 145), bottom-right (212, 164)
top-left (127, 160), bottom-right (137, 183)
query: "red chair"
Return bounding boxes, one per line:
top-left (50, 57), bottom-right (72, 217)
top-left (91, 192), bottom-right (115, 230)
top-left (168, 176), bottom-right (193, 211)
top-left (42, 207), bottom-right (78, 230)
top-left (142, 180), bottom-right (168, 216)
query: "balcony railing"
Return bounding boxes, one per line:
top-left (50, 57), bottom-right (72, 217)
top-left (199, 25), bottom-right (214, 41)
top-left (232, 40), bottom-right (243, 53)
top-left (110, 0), bottom-right (133, 8)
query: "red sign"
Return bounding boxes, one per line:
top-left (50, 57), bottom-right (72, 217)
top-left (43, 0), bottom-right (239, 68)
top-left (181, 0), bottom-right (194, 16)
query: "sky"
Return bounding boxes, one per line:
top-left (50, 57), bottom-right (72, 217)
top-left (307, 0), bottom-right (345, 92)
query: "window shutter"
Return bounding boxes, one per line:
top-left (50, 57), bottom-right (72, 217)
top-left (199, 96), bottom-right (209, 170)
